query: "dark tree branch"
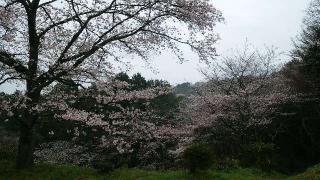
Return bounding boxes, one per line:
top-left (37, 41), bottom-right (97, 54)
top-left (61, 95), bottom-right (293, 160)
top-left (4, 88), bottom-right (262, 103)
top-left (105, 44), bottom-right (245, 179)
top-left (0, 76), bottom-right (19, 85)
top-left (0, 51), bottom-right (28, 75)
top-left (38, 0), bottom-right (57, 8)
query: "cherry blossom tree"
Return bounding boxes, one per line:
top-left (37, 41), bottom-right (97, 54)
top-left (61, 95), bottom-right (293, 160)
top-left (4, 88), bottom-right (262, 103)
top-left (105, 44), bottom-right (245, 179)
top-left (182, 45), bottom-right (296, 151)
top-left (1, 73), bottom-right (173, 167)
top-left (0, 0), bottom-right (223, 168)
top-left (50, 79), bottom-right (173, 167)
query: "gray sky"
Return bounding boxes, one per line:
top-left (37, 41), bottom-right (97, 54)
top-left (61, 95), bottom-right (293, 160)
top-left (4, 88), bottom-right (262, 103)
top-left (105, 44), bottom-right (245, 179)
top-left (133, 0), bottom-right (312, 84)
top-left (0, 0), bottom-right (312, 93)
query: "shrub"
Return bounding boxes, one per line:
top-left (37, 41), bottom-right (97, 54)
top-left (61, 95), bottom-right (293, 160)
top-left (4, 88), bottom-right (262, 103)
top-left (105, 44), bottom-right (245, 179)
top-left (182, 142), bottom-right (214, 173)
top-left (91, 160), bottom-right (115, 173)
top-left (91, 147), bottom-right (128, 173)
top-left (0, 134), bottom-right (18, 161)
top-left (240, 142), bottom-right (275, 170)
top-left (132, 141), bottom-right (175, 169)
top-left (0, 142), bottom-right (17, 161)
top-left (214, 158), bottom-right (239, 170)
top-left (34, 141), bottom-right (96, 166)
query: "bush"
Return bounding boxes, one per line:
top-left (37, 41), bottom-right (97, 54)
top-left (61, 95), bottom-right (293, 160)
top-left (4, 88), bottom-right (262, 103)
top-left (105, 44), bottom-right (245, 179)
top-left (182, 142), bottom-right (214, 173)
top-left (0, 142), bottom-right (17, 161)
top-left (131, 141), bottom-right (175, 169)
top-left (91, 147), bottom-right (127, 173)
top-left (240, 142), bottom-right (275, 170)
top-left (214, 158), bottom-right (239, 170)
top-left (34, 141), bottom-right (96, 166)
top-left (91, 160), bottom-right (115, 173)
top-left (0, 133), bottom-right (18, 161)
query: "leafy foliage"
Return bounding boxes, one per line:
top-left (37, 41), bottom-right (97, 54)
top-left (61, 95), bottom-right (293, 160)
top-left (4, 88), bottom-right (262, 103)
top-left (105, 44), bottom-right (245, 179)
top-left (276, 0), bottom-right (320, 172)
top-left (239, 142), bottom-right (275, 170)
top-left (182, 142), bottom-right (214, 173)
top-left (290, 0), bottom-right (320, 95)
top-left (0, 128), bottom-right (17, 161)
top-left (174, 83), bottom-right (196, 96)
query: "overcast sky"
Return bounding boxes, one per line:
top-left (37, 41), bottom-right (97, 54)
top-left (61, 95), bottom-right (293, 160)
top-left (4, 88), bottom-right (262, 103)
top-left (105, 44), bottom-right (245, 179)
top-left (132, 0), bottom-right (312, 85)
top-left (0, 0), bottom-right (313, 93)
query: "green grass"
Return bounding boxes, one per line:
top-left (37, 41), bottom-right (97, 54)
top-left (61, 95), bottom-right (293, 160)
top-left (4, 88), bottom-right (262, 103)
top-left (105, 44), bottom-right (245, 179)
top-left (106, 168), bottom-right (286, 180)
top-left (0, 160), bottom-right (104, 180)
top-left (288, 164), bottom-right (320, 180)
top-left (1, 160), bottom-right (319, 180)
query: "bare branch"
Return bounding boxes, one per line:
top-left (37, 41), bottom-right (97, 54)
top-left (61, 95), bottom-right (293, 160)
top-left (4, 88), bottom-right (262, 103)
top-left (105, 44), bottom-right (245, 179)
top-left (38, 0), bottom-right (57, 8)
top-left (0, 51), bottom-right (28, 75)
top-left (0, 76), bottom-right (20, 85)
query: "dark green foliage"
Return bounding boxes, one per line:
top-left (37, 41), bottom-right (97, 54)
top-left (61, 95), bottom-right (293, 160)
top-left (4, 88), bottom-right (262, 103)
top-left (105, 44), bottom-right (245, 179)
top-left (0, 139), bottom-right (17, 161)
top-left (0, 92), bottom-right (23, 133)
top-left (290, 0), bottom-right (320, 95)
top-left (240, 142), bottom-right (275, 170)
top-left (149, 93), bottom-right (183, 119)
top-left (127, 140), bottom-right (176, 169)
top-left (115, 72), bottom-right (183, 121)
top-left (213, 158), bottom-right (239, 170)
top-left (91, 146), bottom-right (128, 172)
top-left (270, 99), bottom-right (320, 173)
top-left (277, 0), bottom-right (320, 172)
top-left (131, 73), bottom-right (149, 90)
top-left (174, 82), bottom-right (195, 96)
top-left (91, 160), bottom-right (115, 173)
top-left (194, 122), bottom-right (277, 171)
top-left (115, 72), bottom-right (130, 82)
top-left (182, 142), bottom-right (214, 173)
top-left (0, 128), bottom-right (17, 161)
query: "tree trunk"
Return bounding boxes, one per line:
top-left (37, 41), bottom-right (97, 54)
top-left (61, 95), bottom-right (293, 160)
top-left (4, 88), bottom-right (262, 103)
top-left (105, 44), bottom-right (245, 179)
top-left (16, 120), bottom-right (35, 169)
top-left (15, 1), bottom-right (41, 169)
top-left (16, 92), bottom-right (40, 169)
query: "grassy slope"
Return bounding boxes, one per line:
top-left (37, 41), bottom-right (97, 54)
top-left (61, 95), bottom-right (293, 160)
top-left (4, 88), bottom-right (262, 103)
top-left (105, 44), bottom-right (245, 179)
top-left (288, 164), bottom-right (320, 180)
top-left (107, 168), bottom-right (285, 180)
top-left (0, 160), bottom-right (319, 180)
